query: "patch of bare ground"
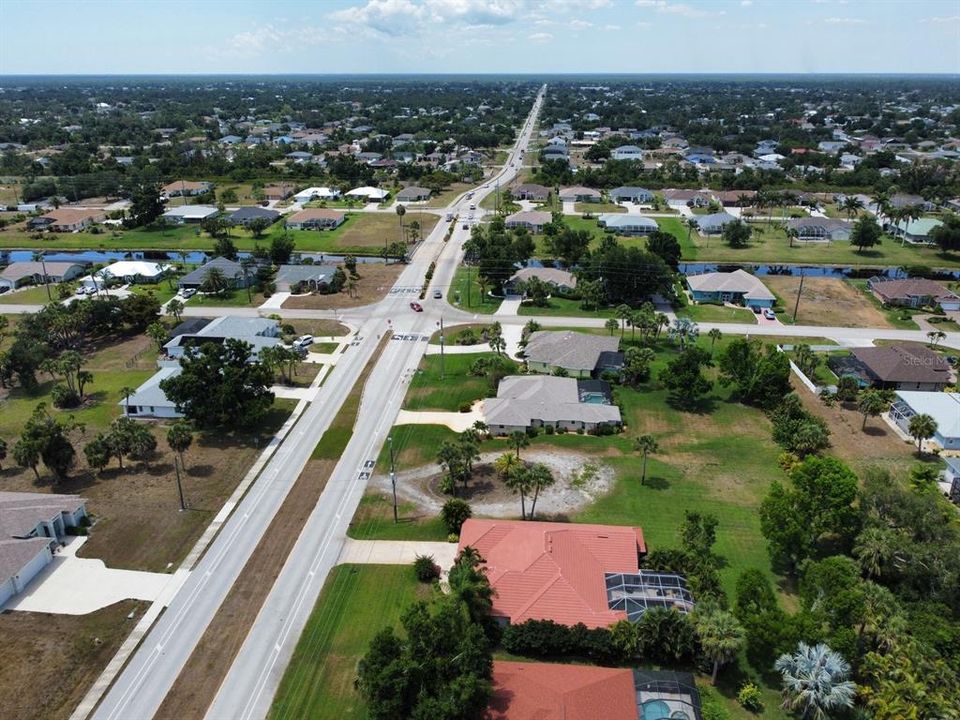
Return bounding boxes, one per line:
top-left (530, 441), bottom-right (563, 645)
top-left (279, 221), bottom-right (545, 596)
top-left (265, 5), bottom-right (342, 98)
top-left (282, 263), bottom-right (404, 310)
top-left (764, 276), bottom-right (894, 328)
top-left (0, 600), bottom-right (145, 720)
top-left (370, 449), bottom-right (615, 519)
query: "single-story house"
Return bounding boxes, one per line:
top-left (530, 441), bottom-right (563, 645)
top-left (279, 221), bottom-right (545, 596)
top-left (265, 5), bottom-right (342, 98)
top-left (599, 214), bottom-right (658, 236)
top-left (161, 316), bottom-right (281, 360)
top-left (0, 261), bottom-right (86, 291)
top-left (512, 183), bottom-right (550, 202)
top-left (694, 212), bottom-right (737, 235)
top-left (686, 269), bottom-right (775, 309)
top-left (488, 664), bottom-right (703, 720)
top-left (897, 218), bottom-right (943, 244)
top-left (0, 491), bottom-right (88, 606)
top-left (162, 205), bottom-right (220, 224)
top-left (662, 189), bottom-right (714, 208)
top-left (459, 518), bottom-right (691, 628)
top-left (942, 457), bottom-right (960, 504)
top-left (505, 267), bottom-right (577, 295)
top-left (345, 186), bottom-right (389, 202)
top-left (225, 206), bottom-right (280, 227)
top-left (505, 210), bottom-right (552, 233)
top-left (713, 190), bottom-right (757, 207)
top-left (867, 277), bottom-right (960, 311)
top-left (263, 183), bottom-right (296, 201)
top-left (293, 186), bottom-right (340, 203)
top-left (178, 257), bottom-right (249, 290)
top-left (785, 218), bottom-right (853, 242)
top-left (28, 208), bottom-right (105, 232)
top-left (888, 193), bottom-right (935, 212)
top-left (119, 366), bottom-right (184, 419)
top-left (484, 376), bottom-right (622, 434)
top-left (559, 186), bottom-right (602, 203)
top-left (160, 180), bottom-right (213, 198)
top-left (525, 330), bottom-right (623, 378)
top-left (610, 145), bottom-right (644, 161)
top-left (275, 264), bottom-right (338, 293)
top-left (609, 186), bottom-right (653, 204)
top-left (890, 392), bottom-right (960, 451)
top-left (829, 344), bottom-right (952, 391)
top-left (83, 260), bottom-right (170, 288)
top-left (395, 186), bottom-right (431, 202)
top-left (285, 208), bottom-right (346, 230)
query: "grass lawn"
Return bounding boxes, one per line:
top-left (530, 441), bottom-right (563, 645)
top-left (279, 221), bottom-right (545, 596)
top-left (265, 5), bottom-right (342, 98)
top-left (846, 279), bottom-right (920, 329)
top-left (447, 265), bottom-right (502, 314)
top-left (269, 565), bottom-right (433, 720)
top-left (403, 353), bottom-right (515, 412)
top-left (575, 202), bottom-right (625, 214)
top-left (517, 295), bottom-right (616, 318)
top-left (659, 216), bottom-right (699, 260)
top-left (689, 221), bottom-right (960, 268)
top-left (678, 303), bottom-right (757, 323)
top-left (425, 182), bottom-right (472, 207)
top-left (347, 493), bottom-right (449, 541)
top-left (0, 285), bottom-right (62, 304)
top-left (188, 289), bottom-right (266, 308)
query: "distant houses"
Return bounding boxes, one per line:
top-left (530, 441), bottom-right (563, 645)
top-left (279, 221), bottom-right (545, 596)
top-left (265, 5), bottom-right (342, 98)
top-left (225, 206), bottom-right (281, 227)
top-left (0, 261), bottom-right (86, 291)
top-left (162, 205), bottom-right (219, 224)
top-left (609, 186), bottom-right (654, 204)
top-left (610, 145), bottom-right (645, 161)
top-left (395, 186), bottom-right (432, 202)
top-left (274, 264), bottom-right (339, 293)
top-left (512, 183), bottom-right (550, 202)
top-left (785, 218), bottom-right (853, 242)
top-left (345, 186), bottom-right (389, 202)
top-left (599, 214), bottom-right (658, 236)
top-left (263, 183), bottom-right (296, 201)
top-left (160, 180), bottom-right (213, 198)
top-left (505, 267), bottom-right (576, 295)
top-left (178, 257), bottom-right (249, 291)
top-left (81, 260), bottom-right (170, 288)
top-left (559, 186), bottom-right (602, 203)
top-left (293, 186), bottom-right (340, 203)
top-left (27, 208), bottom-right (105, 233)
top-left (693, 212), bottom-right (737, 235)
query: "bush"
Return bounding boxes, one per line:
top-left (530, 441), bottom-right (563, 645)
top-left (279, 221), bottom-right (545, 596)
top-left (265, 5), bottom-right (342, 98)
top-left (699, 686), bottom-right (732, 720)
top-left (440, 498), bottom-right (472, 534)
top-left (413, 554), bottom-right (441, 583)
top-left (459, 402), bottom-right (472, 413)
top-left (544, 425), bottom-right (555, 435)
top-left (51, 384), bottom-right (81, 409)
top-left (447, 533), bottom-right (459, 543)
top-left (65, 525), bottom-right (89, 536)
top-left (502, 619), bottom-right (619, 664)
top-left (737, 683), bottom-right (764, 713)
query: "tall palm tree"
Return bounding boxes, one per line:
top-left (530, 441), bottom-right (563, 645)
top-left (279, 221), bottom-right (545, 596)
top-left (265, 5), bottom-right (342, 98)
top-left (509, 431), bottom-right (529, 460)
top-left (526, 463), bottom-right (555, 520)
top-left (841, 195), bottom-right (864, 220)
top-left (616, 303), bottom-right (632, 338)
top-left (907, 413), bottom-right (937, 456)
top-left (395, 203), bottom-right (406, 243)
top-left (707, 328), bottom-right (722, 354)
top-left (870, 189), bottom-right (890, 221)
top-left (775, 642), bottom-right (856, 720)
top-left (633, 434), bottom-right (659, 485)
top-left (120, 386), bottom-right (137, 415)
top-left (697, 609), bottom-right (745, 684)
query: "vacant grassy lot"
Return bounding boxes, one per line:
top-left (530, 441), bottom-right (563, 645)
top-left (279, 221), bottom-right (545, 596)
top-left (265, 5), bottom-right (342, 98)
top-left (0, 600), bottom-right (146, 720)
top-left (678, 303), bottom-right (757, 323)
top-left (282, 262), bottom-right (404, 310)
top-left (187, 289), bottom-right (267, 308)
top-left (517, 295), bottom-right (616, 318)
top-left (425, 182), bottom-right (473, 207)
top-left (447, 265), bottom-right (502, 314)
top-left (762, 276), bottom-right (897, 328)
top-left (269, 565), bottom-right (433, 720)
top-left (689, 222), bottom-right (960, 268)
top-left (0, 285), bottom-right (62, 304)
top-left (403, 352), bottom-right (514, 412)
top-left (575, 202), bottom-right (625, 214)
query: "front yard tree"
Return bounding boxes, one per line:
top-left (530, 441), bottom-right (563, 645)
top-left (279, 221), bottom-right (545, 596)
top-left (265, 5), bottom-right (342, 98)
top-left (18, 404), bottom-right (76, 481)
top-left (857, 390), bottom-right (887, 430)
top-left (84, 434), bottom-right (113, 473)
top-left (201, 267), bottom-right (229, 296)
top-left (211, 235), bottom-right (237, 260)
top-left (717, 338), bottom-right (791, 409)
top-left (646, 230), bottom-right (681, 270)
top-left (248, 216), bottom-right (271, 239)
top-left (633, 434), bottom-right (659, 485)
top-left (509, 430), bottom-right (529, 460)
top-left (723, 220), bottom-right (752, 248)
top-left (696, 607), bottom-right (745, 684)
top-left (270, 233), bottom-right (295, 264)
top-left (128, 181), bottom-right (166, 227)
top-left (12, 436), bottom-right (42, 479)
top-left (623, 346), bottom-right (655, 385)
top-left (929, 213), bottom-right (960, 254)
top-left (440, 498), bottom-right (472, 535)
top-left (487, 322), bottom-right (506, 355)
top-left (775, 643), bottom-right (856, 720)
top-left (504, 463), bottom-right (532, 519)
top-left (146, 322), bottom-right (167, 351)
top-left (526, 463), bottom-right (555, 520)
top-left (160, 338), bottom-right (275, 429)
top-left (166, 422), bottom-right (193, 468)
top-left (851, 216), bottom-right (882, 253)
top-left (662, 347), bottom-right (713, 410)
top-left (908, 413), bottom-right (937, 456)
top-left (605, 317), bottom-right (619, 336)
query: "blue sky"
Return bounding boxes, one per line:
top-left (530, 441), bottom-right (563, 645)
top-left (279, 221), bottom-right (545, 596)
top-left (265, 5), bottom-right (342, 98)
top-left (1, 0), bottom-right (958, 75)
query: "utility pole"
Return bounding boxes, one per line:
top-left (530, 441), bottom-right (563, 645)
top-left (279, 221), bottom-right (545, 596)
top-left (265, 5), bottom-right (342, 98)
top-left (466, 264), bottom-right (471, 307)
top-left (388, 435), bottom-right (398, 523)
top-left (173, 454), bottom-right (186, 511)
top-left (37, 250), bottom-right (52, 301)
top-left (792, 269), bottom-right (805, 324)
top-left (438, 317), bottom-right (445, 380)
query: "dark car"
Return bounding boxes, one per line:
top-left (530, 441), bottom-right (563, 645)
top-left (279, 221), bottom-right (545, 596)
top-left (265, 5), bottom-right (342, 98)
top-left (409, 302), bottom-right (423, 312)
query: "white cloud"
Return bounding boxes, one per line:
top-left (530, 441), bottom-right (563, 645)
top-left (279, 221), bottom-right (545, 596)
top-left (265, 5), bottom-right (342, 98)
top-left (604, 23), bottom-right (622, 30)
top-left (329, 0), bottom-right (424, 36)
top-left (823, 16), bottom-right (866, 24)
top-left (528, 31), bottom-right (553, 42)
top-left (919, 15), bottom-right (960, 24)
top-left (329, 0), bottom-right (524, 36)
top-left (635, 0), bottom-right (725, 19)
top-left (569, 19), bottom-right (592, 29)
top-left (740, 0), bottom-right (752, 5)
top-left (222, 24), bottom-right (328, 55)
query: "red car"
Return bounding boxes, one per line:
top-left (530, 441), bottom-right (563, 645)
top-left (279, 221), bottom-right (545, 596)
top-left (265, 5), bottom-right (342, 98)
top-left (409, 302), bottom-right (423, 312)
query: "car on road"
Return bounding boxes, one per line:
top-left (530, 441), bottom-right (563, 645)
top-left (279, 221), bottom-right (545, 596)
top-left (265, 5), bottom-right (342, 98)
top-left (75, 285), bottom-right (88, 295)
top-left (409, 302), bottom-right (423, 312)
top-left (763, 308), bottom-right (776, 320)
top-left (462, 223), bottom-right (469, 230)
top-left (433, 290), bottom-right (442, 299)
top-left (469, 203), bottom-right (476, 210)
top-left (293, 334), bottom-right (314, 348)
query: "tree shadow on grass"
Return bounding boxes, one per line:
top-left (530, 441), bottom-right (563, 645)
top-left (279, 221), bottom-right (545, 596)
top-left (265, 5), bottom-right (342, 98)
top-left (186, 464), bottom-right (214, 478)
top-left (642, 475), bottom-right (671, 490)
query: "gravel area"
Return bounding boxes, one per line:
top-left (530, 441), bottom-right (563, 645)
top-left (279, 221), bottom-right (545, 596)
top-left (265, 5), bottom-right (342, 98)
top-left (370, 449), bottom-right (615, 518)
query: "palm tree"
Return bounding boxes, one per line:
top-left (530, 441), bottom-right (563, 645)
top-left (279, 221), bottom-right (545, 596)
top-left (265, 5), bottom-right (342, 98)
top-left (633, 434), bottom-right (659, 486)
top-left (503, 464), bottom-right (532, 520)
top-left (166, 298), bottom-right (184, 323)
top-left (697, 608), bottom-right (745, 684)
top-left (120, 386), bottom-right (137, 415)
top-left (686, 217), bottom-right (698, 244)
top-left (509, 431), bottom-right (529, 460)
top-left (615, 304), bottom-right (632, 338)
top-left (870, 189), bottom-right (890, 222)
top-left (668, 317), bottom-right (699, 350)
top-left (853, 526), bottom-right (903, 580)
top-left (240, 257), bottom-right (256, 302)
top-left (605, 318), bottom-right (619, 336)
top-left (857, 389), bottom-right (887, 430)
top-left (345, 276), bottom-right (358, 298)
top-left (494, 452), bottom-right (522, 482)
top-left (775, 642), bottom-right (856, 720)
top-left (201, 266), bottom-right (228, 296)
top-left (526, 463), bottom-right (555, 520)
top-left (841, 195), bottom-right (864, 220)
top-left (926, 330), bottom-right (946, 348)
top-left (900, 204), bottom-right (923, 246)
top-left (907, 413), bottom-right (937, 456)
top-left (707, 328), bottom-right (722, 354)
top-left (395, 203), bottom-right (406, 243)
top-left (166, 421), bottom-right (193, 469)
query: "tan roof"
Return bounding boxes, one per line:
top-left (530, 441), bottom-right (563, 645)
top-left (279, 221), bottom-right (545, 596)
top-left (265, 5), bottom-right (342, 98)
top-left (161, 180), bottom-right (210, 193)
top-left (505, 211), bottom-right (552, 226)
top-left (871, 278), bottom-right (959, 304)
top-left (525, 330), bottom-right (620, 372)
top-left (286, 208), bottom-right (345, 223)
top-left (0, 261), bottom-right (85, 281)
top-left (508, 267), bottom-right (576, 288)
top-left (40, 208), bottom-right (104, 225)
top-left (686, 269), bottom-right (775, 301)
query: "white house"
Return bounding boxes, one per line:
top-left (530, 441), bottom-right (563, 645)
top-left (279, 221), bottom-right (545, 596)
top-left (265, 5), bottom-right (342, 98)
top-left (162, 205), bottom-right (220, 224)
top-left (81, 260), bottom-right (170, 288)
top-left (599, 215), bottom-right (659, 236)
top-left (0, 261), bottom-right (86, 291)
top-left (345, 186), bottom-right (389, 202)
top-left (610, 145), bottom-right (644, 161)
top-left (890, 392), bottom-right (960, 451)
top-left (293, 186), bottom-right (341, 203)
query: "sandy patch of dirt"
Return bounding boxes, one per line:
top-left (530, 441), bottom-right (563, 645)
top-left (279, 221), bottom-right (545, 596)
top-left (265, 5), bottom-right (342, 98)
top-left (763, 276), bottom-right (893, 328)
top-left (282, 263), bottom-right (404, 310)
top-left (371, 449), bottom-right (615, 519)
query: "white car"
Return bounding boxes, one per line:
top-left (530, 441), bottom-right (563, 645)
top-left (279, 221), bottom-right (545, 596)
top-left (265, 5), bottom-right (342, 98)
top-left (763, 308), bottom-right (776, 320)
top-left (180, 288), bottom-right (197, 299)
top-left (294, 334), bottom-right (314, 349)
top-left (75, 285), bottom-right (88, 295)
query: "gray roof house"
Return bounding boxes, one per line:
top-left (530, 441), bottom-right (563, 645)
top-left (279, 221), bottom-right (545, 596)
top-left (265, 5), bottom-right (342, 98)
top-left (0, 491), bottom-right (88, 606)
top-left (226, 206), bottom-right (281, 226)
top-left (512, 183), bottom-right (550, 202)
top-left (275, 264), bottom-right (339, 293)
top-left (525, 330), bottom-right (623, 379)
top-left (0, 261), bottom-right (87, 291)
top-left (599, 214), bottom-right (659, 236)
top-left (484, 375), bottom-right (621, 435)
top-left (559, 186), bottom-right (602, 203)
top-left (178, 257), bottom-right (249, 290)
top-left (395, 186), bottom-right (432, 202)
top-left (505, 267), bottom-right (577, 295)
top-left (161, 316), bottom-right (281, 360)
top-left (609, 186), bottom-right (654, 203)
top-left (119, 366), bottom-right (184, 419)
top-left (694, 212), bottom-right (737, 235)
top-left (505, 211), bottom-right (553, 233)
top-left (786, 218), bottom-right (853, 242)
top-left (686, 269), bottom-right (776, 309)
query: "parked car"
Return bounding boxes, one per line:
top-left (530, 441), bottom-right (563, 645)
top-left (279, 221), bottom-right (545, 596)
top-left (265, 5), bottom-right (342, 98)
top-left (75, 285), bottom-right (87, 295)
top-left (294, 334), bottom-right (314, 348)
top-left (180, 287), bottom-right (197, 299)
top-left (462, 223), bottom-right (469, 230)
top-left (409, 302), bottom-right (423, 312)
top-left (763, 308), bottom-right (776, 320)
top-left (433, 290), bottom-right (442, 299)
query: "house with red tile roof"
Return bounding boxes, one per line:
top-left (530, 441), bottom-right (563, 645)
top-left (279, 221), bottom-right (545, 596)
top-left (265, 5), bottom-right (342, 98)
top-left (487, 662), bottom-right (703, 720)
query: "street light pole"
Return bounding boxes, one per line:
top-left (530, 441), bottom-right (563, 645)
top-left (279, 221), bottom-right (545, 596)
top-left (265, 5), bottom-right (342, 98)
top-left (388, 435), bottom-right (398, 524)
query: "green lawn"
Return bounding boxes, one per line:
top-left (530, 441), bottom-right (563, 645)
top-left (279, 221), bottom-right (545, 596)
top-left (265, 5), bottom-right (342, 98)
top-left (690, 221), bottom-right (960, 268)
top-left (403, 353), bottom-right (514, 412)
top-left (574, 202), bottom-right (625, 214)
top-left (187, 289), bottom-right (266, 308)
top-left (0, 285), bottom-right (63, 304)
top-left (678, 304), bottom-right (758, 323)
top-left (517, 295), bottom-right (616, 318)
top-left (347, 493), bottom-right (449, 541)
top-left (447, 266), bottom-right (502, 314)
top-left (658, 216), bottom-right (699, 260)
top-left (268, 565), bottom-right (432, 720)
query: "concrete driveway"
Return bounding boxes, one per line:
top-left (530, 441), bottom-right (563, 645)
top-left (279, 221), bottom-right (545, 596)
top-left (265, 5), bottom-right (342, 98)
top-left (338, 539), bottom-right (459, 571)
top-left (5, 536), bottom-right (181, 615)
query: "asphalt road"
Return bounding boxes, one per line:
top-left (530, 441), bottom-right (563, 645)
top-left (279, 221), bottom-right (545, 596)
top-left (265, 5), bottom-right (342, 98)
top-left (85, 88), bottom-right (544, 720)
top-left (202, 87), bottom-right (546, 720)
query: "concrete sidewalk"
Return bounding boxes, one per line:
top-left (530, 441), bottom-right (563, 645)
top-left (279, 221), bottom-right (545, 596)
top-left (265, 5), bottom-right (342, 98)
top-left (259, 291), bottom-right (291, 310)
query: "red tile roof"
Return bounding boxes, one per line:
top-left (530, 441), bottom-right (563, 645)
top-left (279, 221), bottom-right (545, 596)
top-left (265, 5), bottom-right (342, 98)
top-left (487, 661), bottom-right (638, 720)
top-left (458, 519), bottom-right (644, 628)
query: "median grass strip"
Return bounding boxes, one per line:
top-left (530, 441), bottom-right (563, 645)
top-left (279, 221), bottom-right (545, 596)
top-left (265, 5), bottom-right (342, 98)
top-left (153, 337), bottom-right (387, 720)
